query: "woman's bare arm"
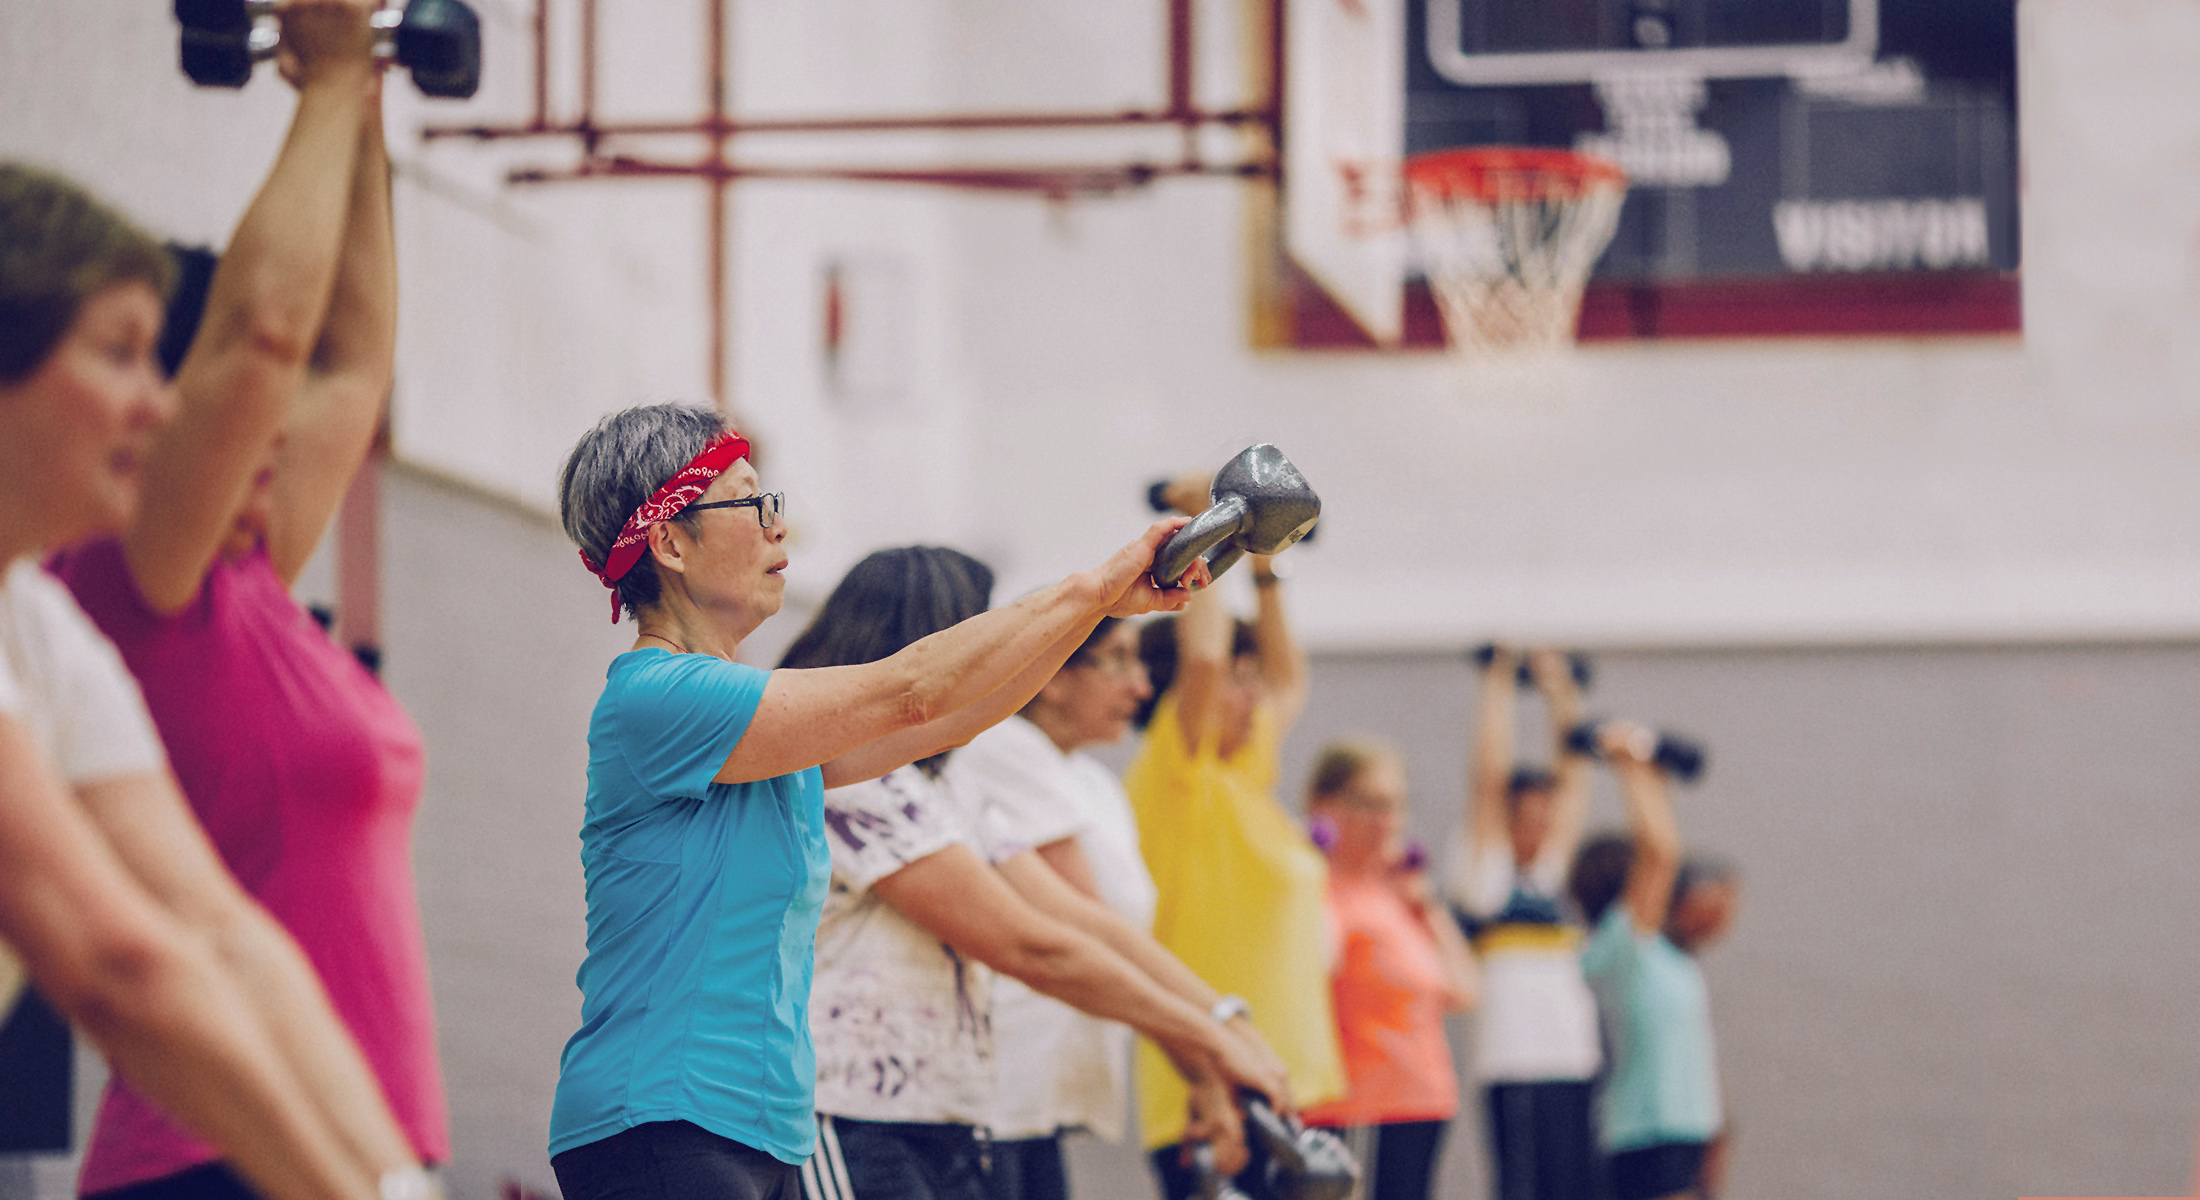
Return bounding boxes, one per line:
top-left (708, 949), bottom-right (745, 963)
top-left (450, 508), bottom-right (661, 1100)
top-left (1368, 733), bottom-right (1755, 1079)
top-left (1529, 648), bottom-right (1592, 878)
top-left (1606, 724), bottom-right (1682, 936)
top-left (1168, 576), bottom-right (1233, 751)
top-left (266, 81), bottom-right (396, 585)
top-left (819, 615), bottom-right (1099, 789)
top-left (1247, 555), bottom-right (1309, 734)
top-left (1033, 836), bottom-right (1103, 900)
top-left (1410, 873), bottom-right (1481, 1012)
top-left (872, 844), bottom-right (1286, 1107)
top-left (74, 772), bottom-right (422, 1184)
top-left (0, 720), bottom-right (378, 1200)
top-left (717, 520), bottom-right (1192, 786)
top-left (123, 0), bottom-right (380, 613)
top-left (1467, 645), bottom-right (1519, 854)
top-left (995, 850), bottom-right (1293, 1109)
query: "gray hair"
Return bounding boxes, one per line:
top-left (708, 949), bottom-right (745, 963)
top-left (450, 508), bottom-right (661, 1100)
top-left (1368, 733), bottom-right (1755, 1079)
top-left (557, 402), bottom-right (728, 620)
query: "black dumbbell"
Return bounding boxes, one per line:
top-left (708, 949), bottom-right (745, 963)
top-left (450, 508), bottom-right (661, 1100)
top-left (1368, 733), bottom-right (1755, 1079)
top-left (1469, 643), bottom-right (1593, 691)
top-left (1564, 720), bottom-right (1706, 783)
top-left (1242, 1096), bottom-right (1358, 1200)
top-left (1148, 476), bottom-right (1320, 545)
top-left (175, 0), bottom-right (481, 99)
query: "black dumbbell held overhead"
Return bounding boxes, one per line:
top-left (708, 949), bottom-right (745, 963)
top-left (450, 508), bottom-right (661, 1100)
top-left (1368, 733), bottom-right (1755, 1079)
top-left (1564, 720), bottom-right (1707, 783)
top-left (1470, 643), bottom-right (1593, 690)
top-left (175, 0), bottom-right (482, 98)
top-left (1149, 445), bottom-right (1321, 586)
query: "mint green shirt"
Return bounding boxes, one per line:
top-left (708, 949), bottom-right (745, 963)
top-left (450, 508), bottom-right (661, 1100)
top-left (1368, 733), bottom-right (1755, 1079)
top-left (1581, 905), bottom-right (1722, 1151)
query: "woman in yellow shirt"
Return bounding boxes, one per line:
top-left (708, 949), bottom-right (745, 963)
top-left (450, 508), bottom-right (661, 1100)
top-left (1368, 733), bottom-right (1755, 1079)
top-left (1125, 481), bottom-right (1345, 1199)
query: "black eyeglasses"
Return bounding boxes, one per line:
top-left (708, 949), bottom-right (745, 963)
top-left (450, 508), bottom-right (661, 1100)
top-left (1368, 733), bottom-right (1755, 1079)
top-left (687, 492), bottom-right (784, 529)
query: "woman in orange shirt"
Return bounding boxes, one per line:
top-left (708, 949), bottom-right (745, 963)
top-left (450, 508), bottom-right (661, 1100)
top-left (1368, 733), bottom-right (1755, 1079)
top-left (1302, 739), bottom-right (1481, 1200)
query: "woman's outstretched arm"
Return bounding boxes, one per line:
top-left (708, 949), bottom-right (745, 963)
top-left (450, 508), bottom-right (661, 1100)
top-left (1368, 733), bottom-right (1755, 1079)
top-left (0, 721), bottom-right (381, 1200)
top-left (718, 519), bottom-right (1197, 786)
top-left (74, 772), bottom-right (425, 1190)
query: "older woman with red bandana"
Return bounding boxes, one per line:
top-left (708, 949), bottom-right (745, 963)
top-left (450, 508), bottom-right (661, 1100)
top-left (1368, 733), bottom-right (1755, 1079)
top-left (546, 403), bottom-right (1211, 1200)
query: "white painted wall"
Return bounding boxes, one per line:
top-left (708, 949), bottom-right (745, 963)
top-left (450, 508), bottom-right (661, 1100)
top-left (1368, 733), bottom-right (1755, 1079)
top-left (10, 1), bottom-right (2196, 652)
top-left (397, 0), bottom-right (2200, 651)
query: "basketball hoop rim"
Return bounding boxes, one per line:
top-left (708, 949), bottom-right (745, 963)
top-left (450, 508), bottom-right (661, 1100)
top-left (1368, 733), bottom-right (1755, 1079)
top-left (1403, 147), bottom-right (1629, 201)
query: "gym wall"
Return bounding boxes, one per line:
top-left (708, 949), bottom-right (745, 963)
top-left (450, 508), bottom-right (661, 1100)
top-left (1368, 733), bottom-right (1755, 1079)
top-left (381, 463), bottom-right (2200, 1200)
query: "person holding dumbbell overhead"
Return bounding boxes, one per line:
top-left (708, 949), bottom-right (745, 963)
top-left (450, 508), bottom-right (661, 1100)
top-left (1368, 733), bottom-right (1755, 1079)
top-left (0, 158), bottom-right (431, 1200)
top-left (1447, 646), bottom-right (1602, 1200)
top-left (1567, 724), bottom-right (1738, 1200)
top-left (44, 5), bottom-right (450, 1196)
top-left (1126, 472), bottom-right (1345, 1200)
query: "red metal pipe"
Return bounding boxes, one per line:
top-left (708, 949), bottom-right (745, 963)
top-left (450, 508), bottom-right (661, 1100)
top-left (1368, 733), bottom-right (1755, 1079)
top-left (706, 0), bottom-right (728, 409)
top-left (531, 0), bottom-right (548, 129)
top-left (1168, 0), bottom-right (1193, 118)
top-left (579, 0), bottom-right (599, 150)
top-left (507, 154), bottom-right (1272, 194)
top-left (423, 106), bottom-right (1270, 142)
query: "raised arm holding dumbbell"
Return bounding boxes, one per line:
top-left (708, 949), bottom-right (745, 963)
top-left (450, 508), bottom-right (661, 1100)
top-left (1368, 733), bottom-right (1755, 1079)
top-left (1570, 722), bottom-right (1739, 1200)
top-left (1446, 645), bottom-right (1606, 1200)
top-left (50, 7), bottom-right (445, 1197)
top-left (1127, 470), bottom-right (1344, 1200)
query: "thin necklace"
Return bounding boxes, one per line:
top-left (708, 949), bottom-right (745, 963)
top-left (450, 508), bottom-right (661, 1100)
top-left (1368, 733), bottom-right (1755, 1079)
top-left (637, 630), bottom-right (686, 653)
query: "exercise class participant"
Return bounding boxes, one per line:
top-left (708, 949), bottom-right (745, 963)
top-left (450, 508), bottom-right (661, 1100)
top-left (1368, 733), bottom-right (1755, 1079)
top-left (547, 406), bottom-right (1204, 1200)
top-left (788, 548), bottom-right (1287, 1200)
top-left (1127, 476), bottom-right (1345, 1200)
top-left (1300, 739), bottom-right (1480, 1200)
top-left (0, 161), bottom-right (431, 1200)
top-left (951, 617), bottom-right (1157, 1200)
top-left (1568, 724), bottom-right (1739, 1200)
top-left (1446, 646), bottom-right (1601, 1200)
top-left (48, 8), bottom-right (448, 1197)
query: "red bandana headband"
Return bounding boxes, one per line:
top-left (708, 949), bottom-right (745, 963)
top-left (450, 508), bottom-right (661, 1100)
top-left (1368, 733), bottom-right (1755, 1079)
top-left (580, 430), bottom-right (751, 622)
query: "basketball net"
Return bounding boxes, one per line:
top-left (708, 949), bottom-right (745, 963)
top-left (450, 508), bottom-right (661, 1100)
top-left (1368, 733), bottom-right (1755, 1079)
top-left (1402, 148), bottom-right (1628, 363)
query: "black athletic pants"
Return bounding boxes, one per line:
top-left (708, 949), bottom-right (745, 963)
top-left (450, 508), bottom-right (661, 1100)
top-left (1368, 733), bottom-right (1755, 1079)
top-left (552, 1120), bottom-right (802, 1200)
top-left (1484, 1081), bottom-right (1601, 1200)
top-left (1606, 1141), bottom-right (1705, 1200)
top-left (803, 1115), bottom-right (989, 1200)
top-left (983, 1135), bottom-right (1068, 1200)
top-left (85, 1164), bottom-right (265, 1200)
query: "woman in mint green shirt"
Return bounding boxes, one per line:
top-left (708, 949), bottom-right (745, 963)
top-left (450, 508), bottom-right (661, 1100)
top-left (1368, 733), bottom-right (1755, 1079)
top-left (547, 404), bottom-right (1203, 1200)
top-left (1567, 723), bottom-right (1739, 1200)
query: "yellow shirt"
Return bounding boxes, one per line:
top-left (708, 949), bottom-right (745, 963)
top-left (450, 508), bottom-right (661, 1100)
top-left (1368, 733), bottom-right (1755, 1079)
top-left (1125, 694), bottom-right (1346, 1147)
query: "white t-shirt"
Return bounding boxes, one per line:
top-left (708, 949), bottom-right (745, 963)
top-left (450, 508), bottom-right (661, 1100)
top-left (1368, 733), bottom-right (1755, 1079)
top-left (0, 559), bottom-right (168, 1015)
top-left (953, 716), bottom-right (1157, 1141)
top-left (1445, 825), bottom-right (1602, 1083)
top-left (811, 764), bottom-right (1018, 1125)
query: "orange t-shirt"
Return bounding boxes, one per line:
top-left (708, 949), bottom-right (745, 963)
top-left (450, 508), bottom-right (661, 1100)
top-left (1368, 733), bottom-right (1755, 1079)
top-left (1302, 874), bottom-right (1460, 1128)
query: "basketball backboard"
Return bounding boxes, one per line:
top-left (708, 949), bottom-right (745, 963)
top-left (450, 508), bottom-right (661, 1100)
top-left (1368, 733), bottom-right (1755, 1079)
top-left (1267, 0), bottom-right (2020, 348)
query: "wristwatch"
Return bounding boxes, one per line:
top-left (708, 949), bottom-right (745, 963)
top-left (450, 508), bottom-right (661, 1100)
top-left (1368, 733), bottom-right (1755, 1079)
top-left (1210, 994), bottom-right (1252, 1024)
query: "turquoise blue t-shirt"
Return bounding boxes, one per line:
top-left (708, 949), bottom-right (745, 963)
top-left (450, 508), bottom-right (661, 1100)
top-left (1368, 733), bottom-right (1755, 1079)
top-left (1580, 904), bottom-right (1722, 1152)
top-left (549, 649), bottom-right (830, 1164)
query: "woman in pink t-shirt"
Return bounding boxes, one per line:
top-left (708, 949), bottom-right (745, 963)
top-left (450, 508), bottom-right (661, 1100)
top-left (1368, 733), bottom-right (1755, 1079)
top-left (1301, 740), bottom-right (1480, 1200)
top-left (50, 8), bottom-right (447, 1197)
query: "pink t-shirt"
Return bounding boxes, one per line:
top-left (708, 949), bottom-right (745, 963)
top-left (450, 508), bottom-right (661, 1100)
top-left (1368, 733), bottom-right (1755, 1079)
top-left (51, 540), bottom-right (448, 1194)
